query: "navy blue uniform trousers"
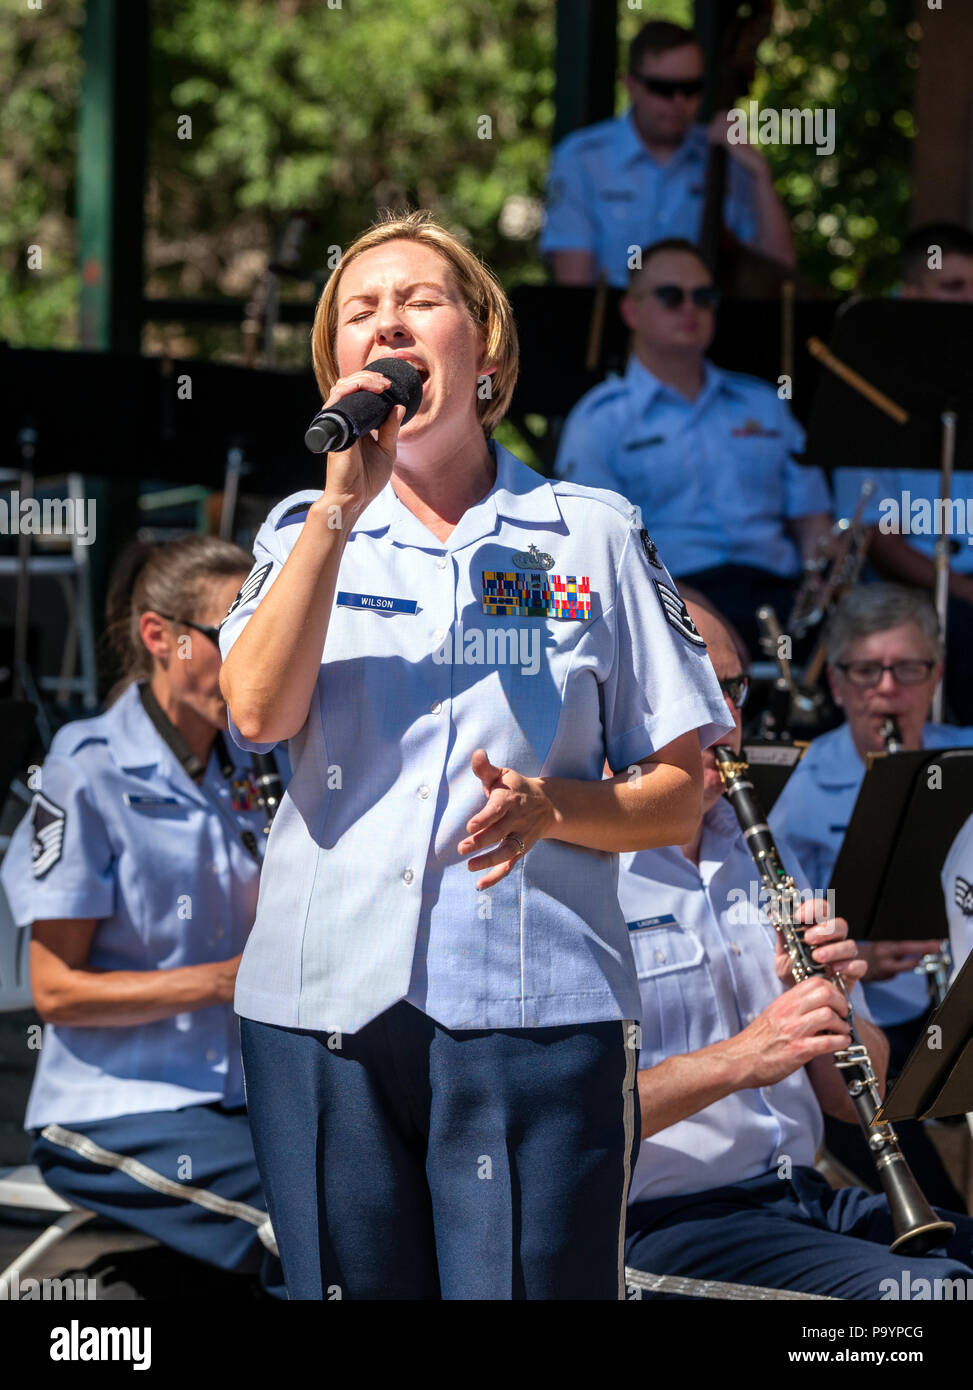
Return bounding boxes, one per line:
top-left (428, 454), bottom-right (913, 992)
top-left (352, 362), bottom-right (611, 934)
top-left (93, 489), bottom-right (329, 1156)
top-left (32, 1103), bottom-right (286, 1298)
top-left (240, 1001), bottom-right (640, 1300)
top-left (625, 1166), bottom-right (973, 1300)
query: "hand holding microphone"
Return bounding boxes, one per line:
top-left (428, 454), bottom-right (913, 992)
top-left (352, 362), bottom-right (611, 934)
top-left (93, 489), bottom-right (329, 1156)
top-left (305, 356), bottom-right (424, 519)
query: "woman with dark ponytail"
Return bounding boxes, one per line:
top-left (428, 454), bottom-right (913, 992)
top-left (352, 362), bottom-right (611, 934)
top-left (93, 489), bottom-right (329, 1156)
top-left (0, 536), bottom-right (285, 1298)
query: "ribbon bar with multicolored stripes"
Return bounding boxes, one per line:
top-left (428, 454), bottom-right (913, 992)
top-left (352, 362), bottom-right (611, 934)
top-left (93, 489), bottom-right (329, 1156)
top-left (481, 571), bottom-right (591, 621)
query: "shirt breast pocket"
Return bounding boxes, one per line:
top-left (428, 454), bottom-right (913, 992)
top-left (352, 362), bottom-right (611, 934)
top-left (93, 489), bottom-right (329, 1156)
top-left (628, 921), bottom-right (707, 1059)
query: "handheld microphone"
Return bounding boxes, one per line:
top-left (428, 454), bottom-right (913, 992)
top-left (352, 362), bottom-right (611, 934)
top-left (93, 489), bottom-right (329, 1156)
top-left (304, 357), bottom-right (424, 454)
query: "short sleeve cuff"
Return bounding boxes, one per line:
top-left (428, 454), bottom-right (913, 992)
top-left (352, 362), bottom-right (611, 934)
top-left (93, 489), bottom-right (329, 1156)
top-left (607, 698), bottom-right (735, 773)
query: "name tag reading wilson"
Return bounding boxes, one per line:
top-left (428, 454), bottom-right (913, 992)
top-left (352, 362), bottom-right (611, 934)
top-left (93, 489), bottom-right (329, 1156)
top-left (336, 592), bottom-right (418, 615)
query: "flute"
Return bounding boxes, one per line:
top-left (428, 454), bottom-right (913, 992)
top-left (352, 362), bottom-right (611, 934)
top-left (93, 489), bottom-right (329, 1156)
top-left (715, 746), bottom-right (954, 1256)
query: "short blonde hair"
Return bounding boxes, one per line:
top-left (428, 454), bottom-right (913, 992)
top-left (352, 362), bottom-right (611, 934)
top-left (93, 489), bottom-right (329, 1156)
top-left (310, 210), bottom-right (518, 435)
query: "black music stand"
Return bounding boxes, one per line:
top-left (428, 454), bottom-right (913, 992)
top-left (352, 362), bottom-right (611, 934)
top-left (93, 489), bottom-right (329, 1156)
top-left (741, 739), bottom-right (808, 811)
top-left (875, 946), bottom-right (973, 1125)
top-left (803, 300), bottom-right (973, 478)
top-left (828, 747), bottom-right (973, 941)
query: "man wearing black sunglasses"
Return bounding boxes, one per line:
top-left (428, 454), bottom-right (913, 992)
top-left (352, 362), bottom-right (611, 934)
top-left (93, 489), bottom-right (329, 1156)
top-left (540, 20), bottom-right (794, 289)
top-left (554, 238), bottom-right (832, 656)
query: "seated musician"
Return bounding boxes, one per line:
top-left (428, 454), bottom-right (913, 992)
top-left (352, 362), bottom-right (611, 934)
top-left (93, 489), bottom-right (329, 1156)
top-left (834, 222), bottom-right (973, 722)
top-left (539, 19), bottom-right (794, 288)
top-left (0, 538), bottom-right (285, 1297)
top-left (769, 582), bottom-right (972, 1207)
top-left (622, 595), bottom-right (973, 1298)
top-left (553, 238), bottom-right (831, 656)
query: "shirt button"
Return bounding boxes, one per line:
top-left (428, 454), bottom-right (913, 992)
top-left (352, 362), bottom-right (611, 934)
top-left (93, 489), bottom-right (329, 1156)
top-left (436, 556), bottom-right (447, 570)
top-left (433, 628), bottom-right (446, 644)
top-left (430, 700), bottom-right (442, 715)
top-left (205, 1049), bottom-right (218, 1062)
top-left (729, 942), bottom-right (742, 955)
top-left (403, 868), bottom-right (415, 884)
top-left (745, 1012), bottom-right (755, 1023)
top-left (655, 950), bottom-right (666, 964)
top-left (418, 785), bottom-right (430, 799)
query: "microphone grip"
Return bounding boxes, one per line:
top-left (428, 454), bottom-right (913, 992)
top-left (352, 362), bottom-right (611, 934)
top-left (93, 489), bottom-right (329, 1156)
top-left (304, 411), bottom-right (350, 455)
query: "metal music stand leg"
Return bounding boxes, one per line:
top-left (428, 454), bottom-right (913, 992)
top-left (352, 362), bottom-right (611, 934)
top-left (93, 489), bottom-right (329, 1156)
top-left (931, 410), bottom-right (957, 724)
top-left (218, 446), bottom-right (245, 541)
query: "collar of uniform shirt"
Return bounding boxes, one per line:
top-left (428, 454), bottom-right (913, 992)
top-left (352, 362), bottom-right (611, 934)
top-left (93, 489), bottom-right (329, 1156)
top-left (349, 442), bottom-right (563, 543)
top-left (623, 352), bottom-right (729, 412)
top-left (618, 110), bottom-right (708, 169)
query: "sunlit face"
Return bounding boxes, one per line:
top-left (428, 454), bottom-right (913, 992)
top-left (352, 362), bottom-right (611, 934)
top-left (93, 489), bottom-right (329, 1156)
top-left (621, 249), bottom-right (717, 359)
top-left (149, 573), bottom-right (246, 731)
top-left (333, 240), bottom-right (491, 450)
top-left (827, 622), bottom-right (942, 758)
top-left (903, 253), bottom-right (973, 304)
top-left (625, 43), bottom-right (704, 148)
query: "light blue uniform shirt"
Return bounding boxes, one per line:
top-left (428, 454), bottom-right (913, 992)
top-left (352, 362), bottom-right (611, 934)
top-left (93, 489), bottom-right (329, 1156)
top-left (769, 720), bottom-right (973, 1026)
top-left (942, 812), bottom-right (973, 975)
top-left (555, 356), bottom-right (831, 578)
top-left (540, 114), bottom-right (758, 289)
top-left (834, 466), bottom-right (973, 575)
top-left (220, 443), bottom-right (733, 1035)
top-left (619, 798), bottom-right (834, 1203)
top-left (0, 682), bottom-right (272, 1129)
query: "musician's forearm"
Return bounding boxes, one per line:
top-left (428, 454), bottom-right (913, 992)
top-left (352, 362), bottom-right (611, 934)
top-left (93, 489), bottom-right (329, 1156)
top-left (790, 512), bottom-right (833, 563)
top-left (869, 529), bottom-right (973, 604)
top-left (637, 1046), bottom-right (741, 1140)
top-left (751, 167), bottom-right (796, 268)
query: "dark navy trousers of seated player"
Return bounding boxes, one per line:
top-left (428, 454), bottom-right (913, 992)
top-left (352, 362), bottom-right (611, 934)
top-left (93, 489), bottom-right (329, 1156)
top-left (240, 1001), bottom-right (640, 1300)
top-left (625, 1166), bottom-right (973, 1300)
top-left (32, 1103), bottom-right (286, 1299)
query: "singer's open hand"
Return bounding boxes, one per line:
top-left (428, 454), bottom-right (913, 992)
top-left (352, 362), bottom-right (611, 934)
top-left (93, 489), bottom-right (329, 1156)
top-left (458, 749), bottom-right (556, 890)
top-left (773, 897), bottom-right (866, 991)
top-left (313, 371), bottom-right (406, 520)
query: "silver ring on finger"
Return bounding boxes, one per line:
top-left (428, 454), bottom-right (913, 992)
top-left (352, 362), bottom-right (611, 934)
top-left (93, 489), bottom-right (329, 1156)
top-left (505, 833), bottom-right (527, 857)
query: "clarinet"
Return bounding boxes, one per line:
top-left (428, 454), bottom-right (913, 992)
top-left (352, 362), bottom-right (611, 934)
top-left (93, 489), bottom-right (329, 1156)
top-left (714, 746), bottom-right (955, 1255)
top-left (881, 718), bottom-right (952, 1008)
top-left (250, 752), bottom-right (283, 831)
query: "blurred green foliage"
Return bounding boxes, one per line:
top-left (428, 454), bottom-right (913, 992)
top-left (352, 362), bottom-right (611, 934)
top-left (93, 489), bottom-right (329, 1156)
top-left (0, 0), bottom-right (921, 355)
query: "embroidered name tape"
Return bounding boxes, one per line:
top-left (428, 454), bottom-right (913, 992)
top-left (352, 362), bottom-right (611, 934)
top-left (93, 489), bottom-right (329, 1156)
top-left (336, 592), bottom-right (418, 615)
top-left (481, 571), bottom-right (591, 621)
top-left (123, 794), bottom-right (181, 808)
top-left (628, 913), bottom-right (678, 932)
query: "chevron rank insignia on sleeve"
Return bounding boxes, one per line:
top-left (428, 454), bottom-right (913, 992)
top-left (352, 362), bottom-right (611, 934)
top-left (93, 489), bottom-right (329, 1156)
top-left (226, 562), bottom-right (273, 617)
top-left (654, 581), bottom-right (706, 648)
top-left (31, 793), bottom-right (66, 878)
top-left (956, 876), bottom-right (973, 916)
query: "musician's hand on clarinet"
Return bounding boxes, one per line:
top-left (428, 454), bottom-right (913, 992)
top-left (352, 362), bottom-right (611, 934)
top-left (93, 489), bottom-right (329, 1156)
top-left (773, 899), bottom-right (866, 990)
top-left (726, 977), bottom-right (854, 1090)
top-left (857, 938), bottom-right (944, 982)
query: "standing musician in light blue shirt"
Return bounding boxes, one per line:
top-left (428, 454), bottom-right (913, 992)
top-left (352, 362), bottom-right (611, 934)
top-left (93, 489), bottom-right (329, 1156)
top-left (554, 238), bottom-right (832, 656)
top-left (0, 537), bottom-right (285, 1297)
top-left (619, 598), bottom-right (973, 1298)
top-left (770, 582), bottom-right (973, 1210)
top-left (219, 211), bottom-right (734, 1301)
top-left (942, 812), bottom-right (973, 978)
top-left (540, 20), bottom-right (794, 288)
